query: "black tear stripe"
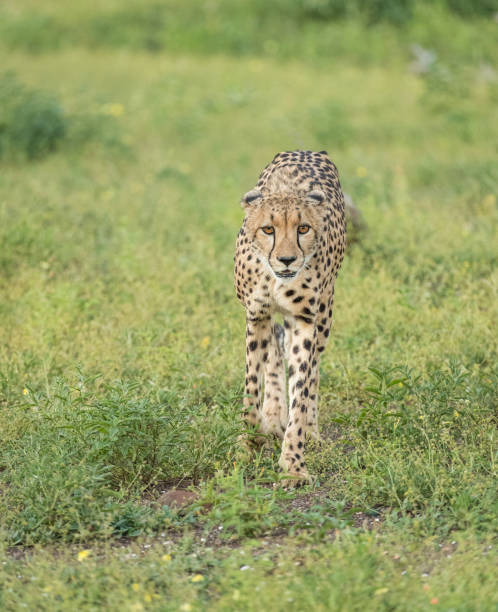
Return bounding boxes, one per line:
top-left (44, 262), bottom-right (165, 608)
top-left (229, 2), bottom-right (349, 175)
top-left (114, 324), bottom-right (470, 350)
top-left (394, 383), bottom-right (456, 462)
top-left (296, 233), bottom-right (305, 260)
top-left (268, 232), bottom-right (276, 267)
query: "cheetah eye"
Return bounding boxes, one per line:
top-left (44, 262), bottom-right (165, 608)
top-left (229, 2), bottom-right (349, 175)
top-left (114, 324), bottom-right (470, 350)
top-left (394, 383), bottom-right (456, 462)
top-left (262, 226), bottom-right (274, 235)
top-left (298, 224), bottom-right (310, 234)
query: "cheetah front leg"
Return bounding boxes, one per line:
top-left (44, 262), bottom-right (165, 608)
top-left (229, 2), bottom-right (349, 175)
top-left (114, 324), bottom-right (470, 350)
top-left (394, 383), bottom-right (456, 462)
top-left (279, 317), bottom-right (317, 486)
top-left (261, 323), bottom-right (288, 441)
top-left (307, 289), bottom-right (335, 440)
top-left (240, 315), bottom-right (272, 447)
top-left (306, 364), bottom-right (320, 442)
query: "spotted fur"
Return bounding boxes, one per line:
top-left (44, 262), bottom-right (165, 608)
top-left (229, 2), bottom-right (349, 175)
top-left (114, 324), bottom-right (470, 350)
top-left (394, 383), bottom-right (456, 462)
top-left (234, 150), bottom-right (346, 485)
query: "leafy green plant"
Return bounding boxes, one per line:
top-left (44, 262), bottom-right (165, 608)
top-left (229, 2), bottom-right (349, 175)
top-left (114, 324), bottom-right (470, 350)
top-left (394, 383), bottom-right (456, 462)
top-left (446, 0), bottom-right (497, 17)
top-left (336, 363), bottom-right (497, 532)
top-left (0, 72), bottom-right (65, 159)
top-left (63, 379), bottom-right (188, 486)
top-left (196, 466), bottom-right (286, 538)
top-left (0, 72), bottom-right (124, 162)
top-left (286, 499), bottom-right (356, 539)
top-left (0, 372), bottom-right (242, 544)
top-left (352, 365), bottom-right (413, 436)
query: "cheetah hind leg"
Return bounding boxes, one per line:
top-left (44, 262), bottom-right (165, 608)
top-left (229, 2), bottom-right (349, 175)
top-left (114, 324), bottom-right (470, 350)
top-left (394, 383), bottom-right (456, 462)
top-left (261, 323), bottom-right (288, 444)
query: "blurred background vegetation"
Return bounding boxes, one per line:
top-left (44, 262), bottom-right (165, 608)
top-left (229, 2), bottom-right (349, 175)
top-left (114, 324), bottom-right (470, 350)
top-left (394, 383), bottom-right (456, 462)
top-left (0, 0), bottom-right (497, 56)
top-left (0, 1), bottom-right (497, 608)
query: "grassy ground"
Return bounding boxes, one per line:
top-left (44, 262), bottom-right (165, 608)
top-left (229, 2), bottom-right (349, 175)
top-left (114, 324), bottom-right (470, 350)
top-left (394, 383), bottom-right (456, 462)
top-left (0, 1), bottom-right (497, 610)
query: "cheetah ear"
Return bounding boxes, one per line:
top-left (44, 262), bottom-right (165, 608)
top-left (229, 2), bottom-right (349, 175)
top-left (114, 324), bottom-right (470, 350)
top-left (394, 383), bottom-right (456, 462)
top-left (306, 190), bottom-right (325, 205)
top-left (241, 189), bottom-right (262, 209)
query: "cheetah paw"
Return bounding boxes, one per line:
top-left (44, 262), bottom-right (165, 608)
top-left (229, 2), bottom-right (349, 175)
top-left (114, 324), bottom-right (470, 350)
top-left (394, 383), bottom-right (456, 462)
top-left (279, 471), bottom-right (315, 489)
top-left (235, 441), bottom-right (253, 465)
top-left (236, 431), bottom-right (266, 462)
top-left (278, 456), bottom-right (314, 488)
top-left (306, 430), bottom-right (323, 446)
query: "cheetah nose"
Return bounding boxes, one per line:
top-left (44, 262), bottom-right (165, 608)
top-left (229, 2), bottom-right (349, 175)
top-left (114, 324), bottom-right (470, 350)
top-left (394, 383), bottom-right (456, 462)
top-left (278, 256), bottom-right (297, 267)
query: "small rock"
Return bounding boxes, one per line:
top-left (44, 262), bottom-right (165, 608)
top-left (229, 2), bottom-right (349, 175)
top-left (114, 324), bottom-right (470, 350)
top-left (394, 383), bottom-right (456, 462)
top-left (157, 489), bottom-right (198, 509)
top-left (409, 44), bottom-right (437, 74)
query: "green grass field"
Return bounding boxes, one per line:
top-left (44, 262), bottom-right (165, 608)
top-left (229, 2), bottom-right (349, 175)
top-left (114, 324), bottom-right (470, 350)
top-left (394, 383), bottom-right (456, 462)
top-left (0, 1), bottom-right (497, 609)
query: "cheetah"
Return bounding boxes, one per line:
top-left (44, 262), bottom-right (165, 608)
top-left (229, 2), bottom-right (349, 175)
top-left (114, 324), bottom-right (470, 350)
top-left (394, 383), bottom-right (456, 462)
top-left (234, 150), bottom-right (346, 485)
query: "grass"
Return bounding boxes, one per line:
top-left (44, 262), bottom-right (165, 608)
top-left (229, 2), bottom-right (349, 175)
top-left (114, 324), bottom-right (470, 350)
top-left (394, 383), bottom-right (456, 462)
top-left (1, 533), bottom-right (496, 611)
top-left (0, 0), bottom-right (497, 609)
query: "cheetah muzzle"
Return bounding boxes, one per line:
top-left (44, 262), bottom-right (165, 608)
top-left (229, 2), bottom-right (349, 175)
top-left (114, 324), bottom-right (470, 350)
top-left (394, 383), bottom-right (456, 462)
top-left (234, 150), bottom-right (346, 486)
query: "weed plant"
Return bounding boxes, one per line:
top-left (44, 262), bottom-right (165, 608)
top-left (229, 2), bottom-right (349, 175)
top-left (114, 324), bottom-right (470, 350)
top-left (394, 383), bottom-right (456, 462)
top-left (0, 72), bottom-right (124, 161)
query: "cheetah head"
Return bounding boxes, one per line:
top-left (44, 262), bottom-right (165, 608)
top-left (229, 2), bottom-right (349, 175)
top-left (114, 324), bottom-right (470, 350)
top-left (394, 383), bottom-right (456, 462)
top-left (241, 189), bottom-right (325, 281)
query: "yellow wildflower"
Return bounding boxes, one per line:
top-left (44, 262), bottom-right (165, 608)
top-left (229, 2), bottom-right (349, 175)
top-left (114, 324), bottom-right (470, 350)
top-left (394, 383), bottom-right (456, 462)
top-left (101, 189), bottom-right (115, 201)
top-left (191, 574), bottom-right (204, 583)
top-left (480, 193), bottom-right (496, 212)
top-left (132, 583), bottom-right (141, 592)
top-left (374, 587), bottom-right (389, 596)
top-left (200, 336), bottom-right (210, 348)
top-left (101, 103), bottom-right (124, 117)
top-left (161, 554), bottom-right (172, 562)
top-left (23, 388), bottom-right (29, 395)
top-left (77, 549), bottom-right (91, 561)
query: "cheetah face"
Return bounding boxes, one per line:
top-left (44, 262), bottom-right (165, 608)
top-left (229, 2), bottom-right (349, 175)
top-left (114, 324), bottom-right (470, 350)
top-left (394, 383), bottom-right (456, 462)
top-left (241, 190), bottom-right (325, 282)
